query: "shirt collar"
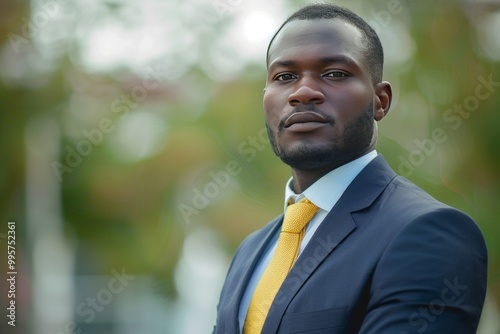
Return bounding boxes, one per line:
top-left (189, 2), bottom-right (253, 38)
top-left (284, 150), bottom-right (378, 212)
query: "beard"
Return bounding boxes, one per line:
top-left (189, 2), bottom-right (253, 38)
top-left (266, 101), bottom-right (374, 171)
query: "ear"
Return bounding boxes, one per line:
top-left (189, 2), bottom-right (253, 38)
top-left (374, 81), bottom-right (392, 121)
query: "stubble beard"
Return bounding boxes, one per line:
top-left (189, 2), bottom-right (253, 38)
top-left (266, 102), bottom-right (374, 171)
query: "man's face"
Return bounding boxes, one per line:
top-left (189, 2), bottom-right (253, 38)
top-left (264, 19), bottom-right (381, 171)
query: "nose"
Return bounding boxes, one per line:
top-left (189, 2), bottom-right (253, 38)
top-left (288, 76), bottom-right (325, 106)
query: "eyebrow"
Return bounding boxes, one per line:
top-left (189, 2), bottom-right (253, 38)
top-left (268, 55), bottom-right (359, 71)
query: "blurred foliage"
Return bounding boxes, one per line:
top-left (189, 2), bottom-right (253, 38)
top-left (1, 1), bottom-right (500, 331)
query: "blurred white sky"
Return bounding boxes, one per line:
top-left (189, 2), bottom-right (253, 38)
top-left (14, 0), bottom-right (500, 82)
top-left (28, 0), bottom-right (286, 78)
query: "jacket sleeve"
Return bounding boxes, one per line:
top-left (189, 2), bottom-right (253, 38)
top-left (358, 208), bottom-right (487, 334)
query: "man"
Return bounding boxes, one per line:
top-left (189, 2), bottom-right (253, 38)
top-left (213, 3), bottom-right (487, 334)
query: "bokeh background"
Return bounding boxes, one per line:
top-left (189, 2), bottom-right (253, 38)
top-left (1, 0), bottom-right (500, 333)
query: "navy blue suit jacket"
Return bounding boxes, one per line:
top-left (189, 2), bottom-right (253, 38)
top-left (213, 156), bottom-right (487, 333)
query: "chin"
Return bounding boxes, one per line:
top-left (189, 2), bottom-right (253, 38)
top-left (278, 143), bottom-right (370, 171)
top-left (279, 148), bottom-right (339, 170)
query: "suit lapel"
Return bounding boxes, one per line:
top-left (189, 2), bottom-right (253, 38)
top-left (261, 156), bottom-right (397, 333)
top-left (224, 215), bottom-right (283, 333)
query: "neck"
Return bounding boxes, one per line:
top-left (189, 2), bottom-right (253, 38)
top-left (290, 167), bottom-right (331, 194)
top-left (290, 148), bottom-right (375, 193)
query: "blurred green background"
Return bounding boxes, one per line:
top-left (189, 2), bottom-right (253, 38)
top-left (1, 0), bottom-right (500, 333)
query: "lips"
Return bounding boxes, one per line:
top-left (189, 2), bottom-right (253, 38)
top-left (284, 111), bottom-right (329, 132)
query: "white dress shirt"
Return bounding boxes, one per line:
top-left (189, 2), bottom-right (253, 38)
top-left (237, 150), bottom-right (378, 333)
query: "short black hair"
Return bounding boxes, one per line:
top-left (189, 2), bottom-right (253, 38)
top-left (267, 3), bottom-right (384, 84)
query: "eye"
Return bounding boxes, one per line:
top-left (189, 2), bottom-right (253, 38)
top-left (323, 71), bottom-right (349, 79)
top-left (274, 73), bottom-right (296, 81)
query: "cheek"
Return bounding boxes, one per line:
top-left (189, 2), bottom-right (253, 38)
top-left (331, 81), bottom-right (369, 104)
top-left (263, 91), bottom-right (283, 125)
top-left (327, 83), bottom-right (372, 120)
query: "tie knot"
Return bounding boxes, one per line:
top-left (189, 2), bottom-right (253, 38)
top-left (282, 199), bottom-right (318, 233)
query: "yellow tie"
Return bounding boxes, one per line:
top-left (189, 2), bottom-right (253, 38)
top-left (243, 199), bottom-right (319, 334)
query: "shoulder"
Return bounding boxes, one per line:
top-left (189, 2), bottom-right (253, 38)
top-left (382, 174), bottom-right (451, 214)
top-left (373, 175), bottom-right (487, 282)
top-left (382, 174), bottom-right (485, 246)
top-left (381, 174), bottom-right (481, 235)
top-left (348, 156), bottom-right (486, 258)
top-left (358, 155), bottom-right (473, 223)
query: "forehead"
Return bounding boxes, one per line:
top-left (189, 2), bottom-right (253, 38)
top-left (268, 19), bottom-right (367, 68)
